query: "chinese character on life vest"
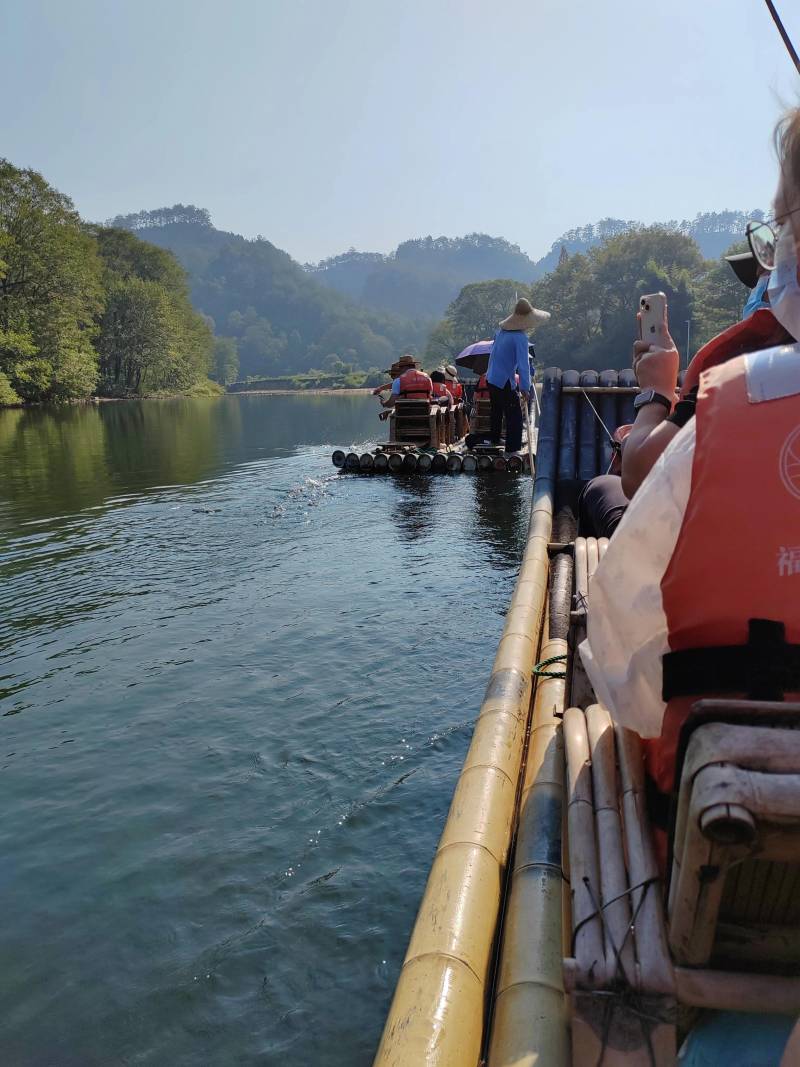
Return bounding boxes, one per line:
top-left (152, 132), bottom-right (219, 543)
top-left (777, 546), bottom-right (800, 576)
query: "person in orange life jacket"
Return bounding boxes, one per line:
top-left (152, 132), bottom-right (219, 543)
top-left (430, 367), bottom-right (453, 405)
top-left (377, 354), bottom-right (432, 419)
top-left (578, 245), bottom-right (780, 539)
top-left (486, 298), bottom-right (549, 453)
top-left (474, 373), bottom-right (490, 400)
top-left (580, 104), bottom-right (800, 826)
top-left (444, 365), bottom-right (463, 402)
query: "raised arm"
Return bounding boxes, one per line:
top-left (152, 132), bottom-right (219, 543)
top-left (621, 336), bottom-right (681, 498)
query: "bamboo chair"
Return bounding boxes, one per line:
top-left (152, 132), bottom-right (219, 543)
top-left (667, 701), bottom-right (800, 973)
top-left (389, 399), bottom-right (441, 448)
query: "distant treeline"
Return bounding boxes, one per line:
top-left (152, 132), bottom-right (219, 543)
top-left (425, 227), bottom-right (749, 371)
top-left (2, 166), bottom-right (763, 408)
top-left (0, 163), bottom-right (218, 405)
top-left (110, 207), bottom-right (430, 385)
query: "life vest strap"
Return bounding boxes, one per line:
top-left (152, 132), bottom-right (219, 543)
top-left (662, 619), bottom-right (800, 703)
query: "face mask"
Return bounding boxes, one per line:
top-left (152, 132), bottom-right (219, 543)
top-left (767, 225), bottom-right (800, 339)
top-left (742, 273), bottom-right (770, 320)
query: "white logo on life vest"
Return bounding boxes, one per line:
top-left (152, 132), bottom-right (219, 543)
top-left (778, 546), bottom-right (800, 576)
top-left (779, 426), bottom-right (800, 500)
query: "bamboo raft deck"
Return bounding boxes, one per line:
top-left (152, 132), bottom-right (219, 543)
top-left (332, 369), bottom-right (639, 475)
top-left (372, 366), bottom-right (800, 1066)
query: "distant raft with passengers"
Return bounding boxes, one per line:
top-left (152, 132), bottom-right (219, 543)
top-left (331, 357), bottom-right (639, 476)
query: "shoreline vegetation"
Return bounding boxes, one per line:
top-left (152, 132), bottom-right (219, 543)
top-left (0, 384), bottom-right (373, 410)
top-left (0, 160), bottom-right (220, 409)
top-left (2, 159), bottom-right (758, 412)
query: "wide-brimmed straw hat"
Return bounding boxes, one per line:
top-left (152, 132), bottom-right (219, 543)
top-left (384, 353), bottom-right (421, 373)
top-left (444, 364), bottom-right (458, 379)
top-left (499, 298), bottom-right (551, 332)
top-left (725, 251), bottom-right (761, 290)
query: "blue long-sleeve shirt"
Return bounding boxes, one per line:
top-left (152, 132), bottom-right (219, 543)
top-left (486, 329), bottom-right (531, 393)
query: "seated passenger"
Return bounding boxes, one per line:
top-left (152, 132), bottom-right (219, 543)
top-left (372, 361), bottom-right (401, 398)
top-left (444, 365), bottom-right (463, 402)
top-left (429, 367), bottom-right (453, 405)
top-left (580, 105), bottom-right (800, 802)
top-left (474, 373), bottom-right (490, 401)
top-left (378, 354), bottom-right (432, 418)
top-left (579, 243), bottom-right (784, 539)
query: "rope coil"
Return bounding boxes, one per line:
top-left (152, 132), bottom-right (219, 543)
top-left (532, 653), bottom-right (568, 678)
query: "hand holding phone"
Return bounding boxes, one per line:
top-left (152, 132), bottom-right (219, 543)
top-left (634, 291), bottom-right (679, 396)
top-left (638, 292), bottom-right (669, 347)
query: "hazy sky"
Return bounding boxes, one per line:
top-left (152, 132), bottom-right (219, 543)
top-left (2, 0), bottom-right (798, 263)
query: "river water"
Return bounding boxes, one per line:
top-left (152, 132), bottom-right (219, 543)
top-left (0, 394), bottom-right (530, 1066)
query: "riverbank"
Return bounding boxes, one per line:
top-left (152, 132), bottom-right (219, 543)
top-left (227, 387), bottom-right (373, 396)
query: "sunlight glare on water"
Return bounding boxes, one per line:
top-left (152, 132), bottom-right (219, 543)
top-left (0, 394), bottom-right (529, 1065)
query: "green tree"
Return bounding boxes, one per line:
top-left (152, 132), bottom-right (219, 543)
top-left (447, 280), bottom-right (526, 347)
top-left (212, 336), bottom-right (239, 384)
top-left (424, 319), bottom-right (457, 364)
top-left (0, 159), bottom-right (103, 401)
top-left (93, 226), bottom-right (213, 394)
top-left (691, 240), bottom-right (748, 354)
top-left (529, 227), bottom-right (703, 369)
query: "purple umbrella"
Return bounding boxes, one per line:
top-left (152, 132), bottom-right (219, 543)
top-left (455, 339), bottom-right (494, 375)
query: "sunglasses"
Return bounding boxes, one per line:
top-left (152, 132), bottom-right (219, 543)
top-left (746, 207), bottom-right (800, 271)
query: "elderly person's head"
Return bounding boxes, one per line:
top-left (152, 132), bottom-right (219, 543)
top-left (775, 106), bottom-right (800, 246)
top-left (765, 107), bottom-right (800, 340)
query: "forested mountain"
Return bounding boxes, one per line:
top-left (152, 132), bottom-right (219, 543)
top-left (104, 204), bottom-right (763, 387)
top-left (110, 208), bottom-right (429, 382)
top-left (425, 228), bottom-right (749, 372)
top-left (533, 210), bottom-right (765, 277)
top-left (0, 162), bottom-right (214, 405)
top-left (305, 211), bottom-right (763, 324)
top-left (307, 235), bottom-right (538, 319)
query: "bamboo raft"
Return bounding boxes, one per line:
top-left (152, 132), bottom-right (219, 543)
top-left (331, 443), bottom-right (533, 475)
top-left (373, 367), bottom-right (800, 1066)
top-left (332, 368), bottom-right (639, 476)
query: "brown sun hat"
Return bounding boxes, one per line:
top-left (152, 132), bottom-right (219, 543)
top-left (499, 298), bottom-right (551, 332)
top-left (397, 354), bottom-right (421, 370)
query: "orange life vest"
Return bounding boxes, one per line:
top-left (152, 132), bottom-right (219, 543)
top-left (431, 380), bottom-right (450, 400)
top-left (446, 380), bottom-right (463, 402)
top-left (475, 374), bottom-right (490, 400)
top-left (647, 348), bottom-right (800, 792)
top-left (680, 308), bottom-right (789, 399)
top-left (397, 369), bottom-right (433, 399)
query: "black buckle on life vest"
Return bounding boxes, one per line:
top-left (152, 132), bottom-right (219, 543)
top-left (662, 619), bottom-right (800, 703)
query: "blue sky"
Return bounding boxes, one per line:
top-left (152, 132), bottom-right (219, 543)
top-left (1, 0), bottom-right (798, 263)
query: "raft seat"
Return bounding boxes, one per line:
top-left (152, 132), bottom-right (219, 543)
top-left (471, 396), bottom-right (492, 437)
top-left (667, 700), bottom-right (800, 975)
top-left (389, 399), bottom-right (443, 448)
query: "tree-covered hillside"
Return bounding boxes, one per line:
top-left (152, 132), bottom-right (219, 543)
top-left (306, 211), bottom-right (763, 323)
top-left (110, 207), bottom-right (429, 382)
top-left (0, 163), bottom-right (214, 405)
top-left (426, 227), bottom-right (748, 372)
top-left (533, 210), bottom-right (765, 277)
top-left (307, 234), bottom-right (538, 318)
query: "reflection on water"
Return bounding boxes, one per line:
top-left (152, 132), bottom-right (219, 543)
top-left (0, 394), bottom-right (529, 1066)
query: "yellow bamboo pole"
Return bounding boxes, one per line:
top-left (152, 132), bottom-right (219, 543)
top-left (487, 631), bottom-right (570, 1067)
top-left (373, 371), bottom-right (563, 1067)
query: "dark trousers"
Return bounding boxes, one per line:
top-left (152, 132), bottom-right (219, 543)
top-left (488, 382), bottom-right (523, 453)
top-left (578, 474), bottom-right (629, 538)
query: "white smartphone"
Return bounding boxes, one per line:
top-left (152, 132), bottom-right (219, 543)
top-left (639, 292), bottom-right (669, 346)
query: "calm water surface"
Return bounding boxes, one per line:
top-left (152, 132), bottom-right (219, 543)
top-left (0, 394), bottom-right (530, 1066)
